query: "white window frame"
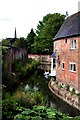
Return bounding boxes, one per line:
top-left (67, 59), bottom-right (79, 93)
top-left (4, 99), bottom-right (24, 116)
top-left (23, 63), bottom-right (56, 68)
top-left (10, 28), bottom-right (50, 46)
top-left (69, 62), bottom-right (76, 72)
top-left (62, 62), bottom-right (65, 70)
top-left (54, 42), bottom-right (57, 51)
top-left (71, 40), bottom-right (76, 49)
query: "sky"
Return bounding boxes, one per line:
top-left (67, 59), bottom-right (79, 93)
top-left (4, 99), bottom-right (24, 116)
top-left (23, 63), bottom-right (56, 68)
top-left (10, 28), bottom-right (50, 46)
top-left (0, 0), bottom-right (80, 40)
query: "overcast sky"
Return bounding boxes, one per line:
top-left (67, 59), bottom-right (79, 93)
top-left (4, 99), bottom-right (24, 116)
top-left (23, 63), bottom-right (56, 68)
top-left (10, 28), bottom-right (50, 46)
top-left (0, 0), bottom-right (80, 39)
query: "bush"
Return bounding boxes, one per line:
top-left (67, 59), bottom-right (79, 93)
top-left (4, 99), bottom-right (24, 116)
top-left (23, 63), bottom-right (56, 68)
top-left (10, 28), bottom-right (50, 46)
top-left (14, 105), bottom-right (76, 120)
top-left (2, 97), bottom-right (23, 120)
top-left (13, 88), bottom-right (47, 109)
top-left (65, 84), bottom-right (70, 91)
top-left (77, 93), bottom-right (80, 96)
top-left (2, 71), bottom-right (19, 93)
top-left (13, 91), bottom-right (36, 108)
top-left (12, 58), bottom-right (39, 79)
top-left (71, 88), bottom-right (75, 95)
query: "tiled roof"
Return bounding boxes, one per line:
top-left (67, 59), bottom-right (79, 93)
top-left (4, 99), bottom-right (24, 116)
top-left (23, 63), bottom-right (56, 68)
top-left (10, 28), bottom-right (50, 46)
top-left (54, 12), bottom-right (80, 40)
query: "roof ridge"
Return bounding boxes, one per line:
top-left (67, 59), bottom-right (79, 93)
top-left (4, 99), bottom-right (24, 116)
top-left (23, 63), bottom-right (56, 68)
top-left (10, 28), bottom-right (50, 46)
top-left (54, 12), bottom-right (80, 40)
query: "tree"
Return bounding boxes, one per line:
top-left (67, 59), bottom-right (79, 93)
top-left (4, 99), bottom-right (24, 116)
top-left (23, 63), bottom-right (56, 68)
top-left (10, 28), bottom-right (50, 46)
top-left (32, 13), bottom-right (65, 54)
top-left (2, 38), bottom-right (11, 46)
top-left (13, 37), bottom-right (27, 48)
top-left (2, 37), bottom-right (27, 48)
top-left (26, 28), bottom-right (36, 53)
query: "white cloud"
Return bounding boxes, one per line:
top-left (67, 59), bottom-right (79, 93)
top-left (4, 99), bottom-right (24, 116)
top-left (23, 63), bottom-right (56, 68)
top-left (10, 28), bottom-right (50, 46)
top-left (0, 0), bottom-right (79, 39)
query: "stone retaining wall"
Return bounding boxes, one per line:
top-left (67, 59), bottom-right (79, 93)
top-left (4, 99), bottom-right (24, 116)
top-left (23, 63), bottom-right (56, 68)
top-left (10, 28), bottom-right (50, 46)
top-left (28, 54), bottom-right (51, 64)
top-left (48, 79), bottom-right (80, 111)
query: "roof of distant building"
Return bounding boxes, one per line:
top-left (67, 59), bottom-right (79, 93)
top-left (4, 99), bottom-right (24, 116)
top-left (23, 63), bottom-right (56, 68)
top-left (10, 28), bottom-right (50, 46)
top-left (54, 12), bottom-right (80, 40)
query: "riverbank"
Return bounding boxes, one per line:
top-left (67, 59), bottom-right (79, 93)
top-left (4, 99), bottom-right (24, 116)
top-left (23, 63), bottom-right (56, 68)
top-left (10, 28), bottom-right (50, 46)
top-left (48, 78), bottom-right (80, 112)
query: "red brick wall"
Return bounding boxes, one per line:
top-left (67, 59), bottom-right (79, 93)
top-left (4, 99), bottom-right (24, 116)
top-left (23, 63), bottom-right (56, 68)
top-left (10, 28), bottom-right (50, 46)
top-left (54, 36), bottom-right (80, 91)
top-left (78, 36), bottom-right (80, 92)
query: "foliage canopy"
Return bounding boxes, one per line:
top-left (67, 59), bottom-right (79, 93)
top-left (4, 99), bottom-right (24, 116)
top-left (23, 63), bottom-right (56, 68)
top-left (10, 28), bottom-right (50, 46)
top-left (32, 13), bottom-right (65, 54)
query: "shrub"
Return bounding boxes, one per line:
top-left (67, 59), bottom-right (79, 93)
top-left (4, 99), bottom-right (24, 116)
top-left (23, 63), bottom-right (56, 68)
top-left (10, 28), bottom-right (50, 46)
top-left (13, 89), bottom-right (47, 109)
top-left (2, 71), bottom-right (19, 93)
top-left (14, 105), bottom-right (76, 120)
top-left (2, 97), bottom-right (23, 120)
top-left (71, 88), bottom-right (75, 95)
top-left (65, 84), bottom-right (70, 91)
top-left (12, 58), bottom-right (39, 79)
top-left (77, 93), bottom-right (80, 96)
top-left (13, 91), bottom-right (36, 108)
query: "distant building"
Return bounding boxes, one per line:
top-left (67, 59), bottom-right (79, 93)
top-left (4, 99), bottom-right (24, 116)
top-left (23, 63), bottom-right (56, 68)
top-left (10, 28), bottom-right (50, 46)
top-left (51, 12), bottom-right (80, 92)
top-left (5, 46), bottom-right (27, 74)
top-left (4, 28), bottom-right (27, 74)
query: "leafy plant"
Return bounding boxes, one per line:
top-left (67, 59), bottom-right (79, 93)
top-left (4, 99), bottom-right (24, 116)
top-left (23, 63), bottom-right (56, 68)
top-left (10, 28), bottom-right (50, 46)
top-left (13, 87), bottom-right (47, 109)
top-left (65, 84), bottom-right (70, 91)
top-left (2, 97), bottom-right (23, 120)
top-left (77, 93), bottom-right (80, 96)
top-left (14, 105), bottom-right (79, 120)
top-left (71, 88), bottom-right (75, 95)
top-left (12, 58), bottom-right (39, 78)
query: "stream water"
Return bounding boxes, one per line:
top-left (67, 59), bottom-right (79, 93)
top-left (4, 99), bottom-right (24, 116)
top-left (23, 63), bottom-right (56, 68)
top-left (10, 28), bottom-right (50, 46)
top-left (22, 66), bottom-right (80, 117)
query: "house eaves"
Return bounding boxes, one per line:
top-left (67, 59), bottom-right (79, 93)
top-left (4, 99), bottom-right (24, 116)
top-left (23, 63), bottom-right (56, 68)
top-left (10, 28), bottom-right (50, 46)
top-left (53, 12), bottom-right (80, 41)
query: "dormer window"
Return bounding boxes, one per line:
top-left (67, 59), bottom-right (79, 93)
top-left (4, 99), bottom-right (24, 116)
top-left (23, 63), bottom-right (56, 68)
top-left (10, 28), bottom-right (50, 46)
top-left (71, 40), bottom-right (76, 49)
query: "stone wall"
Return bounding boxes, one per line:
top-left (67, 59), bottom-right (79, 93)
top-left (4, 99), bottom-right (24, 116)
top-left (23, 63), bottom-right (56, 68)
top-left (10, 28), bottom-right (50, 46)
top-left (49, 79), bottom-right (80, 111)
top-left (5, 47), bottom-right (27, 74)
top-left (28, 54), bottom-right (51, 64)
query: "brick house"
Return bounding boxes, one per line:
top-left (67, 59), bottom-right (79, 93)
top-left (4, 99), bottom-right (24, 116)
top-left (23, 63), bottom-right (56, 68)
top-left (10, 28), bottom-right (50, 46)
top-left (51, 12), bottom-right (80, 92)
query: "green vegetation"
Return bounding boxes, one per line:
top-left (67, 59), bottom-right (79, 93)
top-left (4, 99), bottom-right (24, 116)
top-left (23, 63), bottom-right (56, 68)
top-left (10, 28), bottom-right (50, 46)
top-left (2, 58), bottom-right (40, 119)
top-left (2, 12), bottom-right (80, 120)
top-left (26, 28), bottom-right (36, 54)
top-left (71, 88), bottom-right (75, 95)
top-left (65, 84), bottom-right (70, 91)
top-left (14, 106), bottom-right (80, 120)
top-left (12, 58), bottom-right (39, 79)
top-left (32, 13), bottom-right (65, 54)
top-left (13, 88), bottom-right (47, 108)
top-left (2, 58), bottom-right (80, 119)
top-left (2, 97), bottom-right (21, 120)
top-left (2, 37), bottom-right (27, 48)
top-left (77, 93), bottom-right (80, 96)
top-left (2, 88), bottom-right (48, 120)
top-left (2, 58), bottom-right (39, 92)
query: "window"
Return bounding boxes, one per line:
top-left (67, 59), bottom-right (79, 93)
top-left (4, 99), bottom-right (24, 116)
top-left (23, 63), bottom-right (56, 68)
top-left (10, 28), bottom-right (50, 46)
top-left (70, 63), bottom-right (76, 72)
top-left (53, 59), bottom-right (56, 68)
top-left (62, 62), bottom-right (65, 70)
top-left (71, 40), bottom-right (76, 49)
top-left (57, 55), bottom-right (60, 67)
top-left (65, 39), bottom-right (67, 43)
